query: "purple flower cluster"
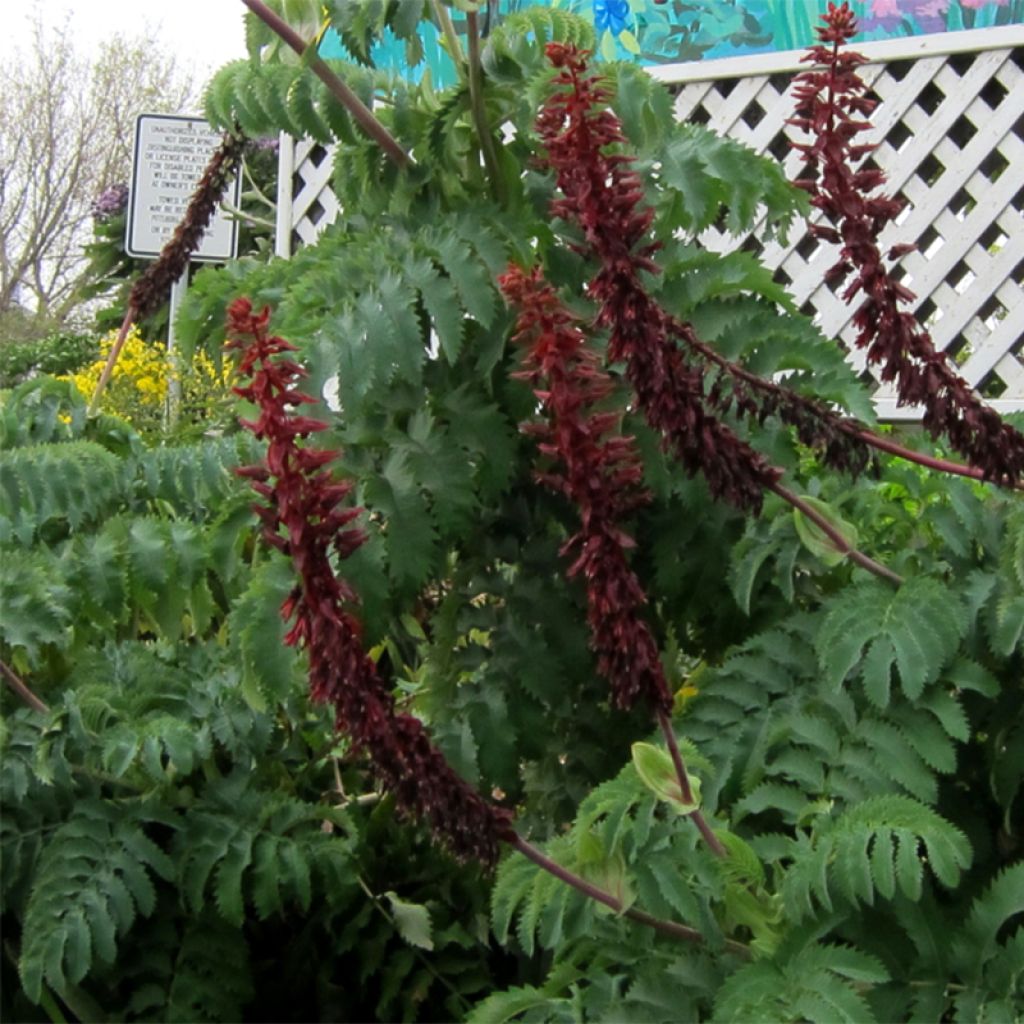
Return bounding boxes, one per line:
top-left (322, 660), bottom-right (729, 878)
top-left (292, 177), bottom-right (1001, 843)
top-left (91, 183), bottom-right (129, 222)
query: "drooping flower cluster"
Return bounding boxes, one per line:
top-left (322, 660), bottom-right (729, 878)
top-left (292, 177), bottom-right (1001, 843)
top-left (789, 1), bottom-right (1024, 484)
top-left (129, 132), bottom-right (248, 319)
top-left (669, 316), bottom-right (874, 478)
top-left (228, 298), bottom-right (513, 865)
top-left (499, 264), bottom-right (673, 714)
top-left (531, 43), bottom-right (924, 587)
top-left (537, 43), bottom-right (782, 513)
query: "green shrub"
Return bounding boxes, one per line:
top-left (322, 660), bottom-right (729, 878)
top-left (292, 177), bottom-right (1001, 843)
top-left (0, 332), bottom-right (98, 389)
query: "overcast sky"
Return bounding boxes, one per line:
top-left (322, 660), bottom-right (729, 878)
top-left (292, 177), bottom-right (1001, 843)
top-left (2, 1), bottom-right (249, 84)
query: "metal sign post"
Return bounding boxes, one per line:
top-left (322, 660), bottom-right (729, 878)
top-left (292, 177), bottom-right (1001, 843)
top-left (166, 270), bottom-right (189, 427)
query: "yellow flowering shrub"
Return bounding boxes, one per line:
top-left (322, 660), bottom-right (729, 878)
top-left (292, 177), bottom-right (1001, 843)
top-left (176, 347), bottom-right (238, 436)
top-left (64, 326), bottom-right (234, 437)
top-left (65, 326), bottom-right (170, 433)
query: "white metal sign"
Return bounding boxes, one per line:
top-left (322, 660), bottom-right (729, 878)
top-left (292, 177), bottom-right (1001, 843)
top-left (126, 114), bottom-right (241, 262)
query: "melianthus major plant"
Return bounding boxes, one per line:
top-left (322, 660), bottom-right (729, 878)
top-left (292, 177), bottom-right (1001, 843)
top-left (2, 2), bottom-right (1021, 1021)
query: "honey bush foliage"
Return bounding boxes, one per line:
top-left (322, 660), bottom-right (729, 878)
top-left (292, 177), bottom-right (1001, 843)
top-left (1, 4), bottom-right (1021, 1021)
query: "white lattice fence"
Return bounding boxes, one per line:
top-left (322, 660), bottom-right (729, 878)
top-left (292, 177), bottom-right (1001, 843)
top-left (277, 28), bottom-right (1024, 416)
top-left (651, 27), bottom-right (1024, 416)
top-left (274, 136), bottom-right (340, 255)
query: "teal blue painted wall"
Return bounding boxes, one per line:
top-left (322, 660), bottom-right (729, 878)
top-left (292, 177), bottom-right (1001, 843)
top-left (319, 1), bottom-right (1024, 85)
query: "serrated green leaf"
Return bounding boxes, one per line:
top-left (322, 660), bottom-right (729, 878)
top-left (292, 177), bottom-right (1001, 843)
top-left (385, 891), bottom-right (434, 951)
top-left (214, 832), bottom-right (254, 927)
top-left (363, 451), bottom-right (437, 595)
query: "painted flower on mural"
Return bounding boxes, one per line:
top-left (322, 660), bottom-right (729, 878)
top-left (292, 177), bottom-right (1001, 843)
top-left (869, 0), bottom-right (1008, 23)
top-left (864, 0), bottom-right (944, 34)
top-left (594, 0), bottom-right (631, 33)
top-left (593, 0), bottom-right (642, 58)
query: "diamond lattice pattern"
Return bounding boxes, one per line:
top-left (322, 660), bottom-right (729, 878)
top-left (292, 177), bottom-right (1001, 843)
top-left (288, 140), bottom-right (340, 252)
top-left (666, 44), bottom-right (1024, 416)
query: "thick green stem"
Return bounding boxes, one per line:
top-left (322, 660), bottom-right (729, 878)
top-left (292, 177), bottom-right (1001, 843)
top-left (430, 0), bottom-right (465, 67)
top-left (37, 987), bottom-right (68, 1024)
top-left (465, 10), bottom-right (504, 202)
top-left (241, 0), bottom-right (411, 169)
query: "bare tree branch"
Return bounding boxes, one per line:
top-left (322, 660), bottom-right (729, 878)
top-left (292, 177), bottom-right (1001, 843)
top-left (0, 17), bottom-right (197, 331)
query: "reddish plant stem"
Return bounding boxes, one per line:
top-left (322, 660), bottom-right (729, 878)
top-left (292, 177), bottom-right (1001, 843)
top-left (0, 659), bottom-right (49, 714)
top-left (240, 0), bottom-right (410, 169)
top-left (680, 327), bottom-right (1013, 489)
top-left (511, 835), bottom-right (750, 956)
top-left (852, 428), bottom-right (1022, 488)
top-left (656, 709), bottom-right (727, 858)
top-left (87, 309), bottom-right (136, 417)
top-left (772, 482), bottom-right (904, 585)
top-left (662, 319), bottom-right (912, 583)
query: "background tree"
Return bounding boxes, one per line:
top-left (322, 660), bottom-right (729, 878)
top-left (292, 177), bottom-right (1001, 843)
top-left (0, 18), bottom-right (196, 341)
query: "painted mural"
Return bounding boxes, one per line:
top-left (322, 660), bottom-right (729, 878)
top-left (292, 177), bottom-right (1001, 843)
top-left (319, 0), bottom-right (1023, 83)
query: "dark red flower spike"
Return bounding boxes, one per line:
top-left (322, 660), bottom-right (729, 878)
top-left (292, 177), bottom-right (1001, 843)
top-left (228, 298), bottom-right (514, 865)
top-left (788, 1), bottom-right (1024, 485)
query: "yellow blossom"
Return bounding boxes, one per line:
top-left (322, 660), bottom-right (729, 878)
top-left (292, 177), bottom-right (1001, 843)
top-left (61, 326), bottom-right (235, 437)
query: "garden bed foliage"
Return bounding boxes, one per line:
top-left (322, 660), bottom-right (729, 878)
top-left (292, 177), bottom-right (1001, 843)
top-left (1, 3), bottom-right (1021, 1021)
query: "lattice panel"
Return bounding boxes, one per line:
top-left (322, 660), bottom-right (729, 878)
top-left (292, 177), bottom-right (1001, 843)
top-left (664, 41), bottom-right (1024, 416)
top-left (286, 140), bottom-right (340, 253)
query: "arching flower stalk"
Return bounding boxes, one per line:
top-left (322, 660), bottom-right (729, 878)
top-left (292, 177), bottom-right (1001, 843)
top-left (788, 1), bottom-right (1024, 485)
top-left (499, 264), bottom-right (726, 857)
top-left (532, 41), bottom-right (1012, 495)
top-left (536, 46), bottom-right (777, 515)
top-left (535, 42), bottom-right (901, 585)
top-left (228, 298), bottom-right (514, 866)
top-left (229, 297), bottom-right (738, 939)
